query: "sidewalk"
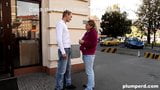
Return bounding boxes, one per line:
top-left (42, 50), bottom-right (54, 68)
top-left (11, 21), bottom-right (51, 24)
top-left (17, 72), bottom-right (86, 90)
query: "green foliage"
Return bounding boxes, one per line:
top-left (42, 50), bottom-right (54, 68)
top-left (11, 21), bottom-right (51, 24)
top-left (136, 0), bottom-right (160, 43)
top-left (100, 11), bottom-right (132, 38)
top-left (126, 26), bottom-right (144, 38)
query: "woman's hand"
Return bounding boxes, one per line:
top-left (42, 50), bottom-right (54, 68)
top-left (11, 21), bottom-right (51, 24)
top-left (79, 40), bottom-right (84, 44)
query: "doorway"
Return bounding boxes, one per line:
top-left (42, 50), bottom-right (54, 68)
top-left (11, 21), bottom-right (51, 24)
top-left (11, 0), bottom-right (42, 68)
top-left (0, 0), bottom-right (42, 77)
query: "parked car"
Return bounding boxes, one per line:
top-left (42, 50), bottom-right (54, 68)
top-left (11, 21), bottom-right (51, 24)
top-left (125, 37), bottom-right (144, 49)
top-left (100, 38), bottom-right (121, 46)
top-left (117, 36), bottom-right (126, 42)
top-left (100, 37), bottom-right (112, 46)
top-left (105, 38), bottom-right (121, 46)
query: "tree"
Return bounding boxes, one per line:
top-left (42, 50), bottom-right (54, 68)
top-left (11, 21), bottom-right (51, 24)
top-left (100, 11), bottom-right (132, 38)
top-left (126, 26), bottom-right (144, 38)
top-left (136, 0), bottom-right (160, 44)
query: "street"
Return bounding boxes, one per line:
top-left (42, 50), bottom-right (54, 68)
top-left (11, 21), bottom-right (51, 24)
top-left (94, 51), bottom-right (160, 90)
top-left (97, 43), bottom-right (160, 57)
top-left (17, 51), bottom-right (160, 90)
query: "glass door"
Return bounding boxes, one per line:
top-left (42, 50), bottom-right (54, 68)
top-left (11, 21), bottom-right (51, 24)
top-left (11, 0), bottom-right (41, 68)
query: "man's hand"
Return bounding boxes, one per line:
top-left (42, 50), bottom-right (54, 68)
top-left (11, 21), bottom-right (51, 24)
top-left (62, 54), bottom-right (67, 60)
top-left (79, 40), bottom-right (84, 44)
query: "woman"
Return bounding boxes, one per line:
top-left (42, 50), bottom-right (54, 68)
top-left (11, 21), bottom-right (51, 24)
top-left (79, 20), bottom-right (98, 90)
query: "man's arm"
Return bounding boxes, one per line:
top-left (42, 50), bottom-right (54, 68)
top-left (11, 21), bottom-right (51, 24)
top-left (56, 23), bottom-right (66, 55)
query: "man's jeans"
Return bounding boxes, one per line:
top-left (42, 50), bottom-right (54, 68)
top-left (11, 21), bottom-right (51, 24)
top-left (83, 55), bottom-right (95, 90)
top-left (55, 48), bottom-right (72, 90)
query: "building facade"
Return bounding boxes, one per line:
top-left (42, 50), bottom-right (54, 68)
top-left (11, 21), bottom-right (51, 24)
top-left (0, 0), bottom-right (90, 77)
top-left (41, 0), bottom-right (90, 75)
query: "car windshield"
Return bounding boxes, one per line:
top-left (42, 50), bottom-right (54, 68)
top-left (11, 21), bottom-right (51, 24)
top-left (128, 38), bottom-right (140, 41)
top-left (104, 37), bottom-right (113, 41)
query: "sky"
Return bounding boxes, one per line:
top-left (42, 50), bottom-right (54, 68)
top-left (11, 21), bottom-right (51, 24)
top-left (17, 1), bottom-right (39, 16)
top-left (90, 0), bottom-right (142, 20)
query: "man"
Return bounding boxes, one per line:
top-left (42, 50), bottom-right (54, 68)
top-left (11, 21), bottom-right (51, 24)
top-left (55, 10), bottom-right (76, 90)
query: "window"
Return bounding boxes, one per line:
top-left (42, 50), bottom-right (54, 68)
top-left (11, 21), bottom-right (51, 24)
top-left (11, 0), bottom-right (41, 67)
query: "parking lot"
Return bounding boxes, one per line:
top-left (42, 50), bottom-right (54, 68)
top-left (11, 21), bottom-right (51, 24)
top-left (97, 42), bottom-right (160, 57)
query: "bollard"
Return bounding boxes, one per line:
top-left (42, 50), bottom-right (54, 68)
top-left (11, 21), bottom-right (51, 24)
top-left (138, 50), bottom-right (140, 57)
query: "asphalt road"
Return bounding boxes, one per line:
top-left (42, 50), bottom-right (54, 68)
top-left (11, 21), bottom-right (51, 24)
top-left (93, 51), bottom-right (160, 90)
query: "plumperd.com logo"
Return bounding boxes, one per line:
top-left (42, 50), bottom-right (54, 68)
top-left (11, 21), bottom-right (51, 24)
top-left (122, 84), bottom-right (159, 89)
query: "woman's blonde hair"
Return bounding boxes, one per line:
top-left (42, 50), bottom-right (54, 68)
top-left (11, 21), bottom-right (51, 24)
top-left (87, 20), bottom-right (97, 30)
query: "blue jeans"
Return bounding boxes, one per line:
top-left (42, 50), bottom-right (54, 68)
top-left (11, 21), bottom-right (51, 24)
top-left (55, 48), bottom-right (72, 90)
top-left (83, 55), bottom-right (95, 90)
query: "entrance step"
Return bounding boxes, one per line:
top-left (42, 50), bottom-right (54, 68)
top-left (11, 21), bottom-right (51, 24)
top-left (0, 73), bottom-right (11, 80)
top-left (0, 77), bottom-right (19, 90)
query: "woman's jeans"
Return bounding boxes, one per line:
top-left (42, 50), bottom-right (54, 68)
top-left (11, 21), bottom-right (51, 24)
top-left (83, 55), bottom-right (95, 90)
top-left (55, 48), bottom-right (71, 90)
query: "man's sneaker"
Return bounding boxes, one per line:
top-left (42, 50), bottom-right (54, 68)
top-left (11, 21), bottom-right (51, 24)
top-left (65, 84), bottom-right (76, 89)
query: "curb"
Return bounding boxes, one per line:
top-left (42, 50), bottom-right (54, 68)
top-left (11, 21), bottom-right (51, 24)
top-left (144, 52), bottom-right (160, 60)
top-left (101, 48), bottom-right (117, 53)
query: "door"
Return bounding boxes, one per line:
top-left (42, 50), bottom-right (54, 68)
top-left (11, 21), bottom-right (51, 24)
top-left (0, 0), bottom-right (12, 76)
top-left (0, 0), bottom-right (5, 74)
top-left (0, 0), bottom-right (42, 77)
top-left (11, 0), bottom-right (42, 68)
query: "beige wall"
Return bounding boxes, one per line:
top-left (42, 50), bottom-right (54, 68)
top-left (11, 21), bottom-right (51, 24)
top-left (41, 0), bottom-right (49, 67)
top-left (42, 0), bottom-right (90, 68)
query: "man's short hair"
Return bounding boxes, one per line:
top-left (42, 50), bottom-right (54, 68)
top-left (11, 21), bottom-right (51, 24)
top-left (63, 10), bottom-right (72, 18)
